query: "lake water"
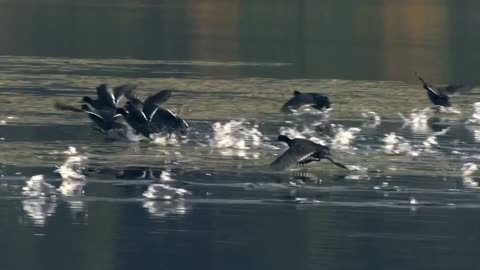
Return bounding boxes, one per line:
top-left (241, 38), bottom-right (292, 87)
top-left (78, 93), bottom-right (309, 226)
top-left (1, 1), bottom-right (480, 269)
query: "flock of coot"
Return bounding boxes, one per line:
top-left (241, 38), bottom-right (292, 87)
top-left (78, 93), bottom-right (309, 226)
top-left (56, 84), bottom-right (189, 138)
top-left (54, 73), bottom-right (475, 172)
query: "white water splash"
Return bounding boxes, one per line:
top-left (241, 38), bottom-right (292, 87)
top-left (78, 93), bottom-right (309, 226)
top-left (423, 136), bottom-right (437, 150)
top-left (343, 165), bottom-right (369, 180)
top-left (291, 106), bottom-right (332, 115)
top-left (159, 170), bottom-right (175, 182)
top-left (345, 174), bottom-right (370, 180)
top-left (382, 133), bottom-right (414, 155)
top-left (398, 108), bottom-right (432, 134)
top-left (211, 120), bottom-right (263, 150)
top-left (462, 163), bottom-right (479, 188)
top-left (279, 126), bottom-right (307, 139)
top-left (346, 165), bottom-right (368, 171)
top-left (279, 126), bottom-right (327, 145)
top-left (57, 180), bottom-right (85, 196)
top-left (383, 131), bottom-right (441, 156)
top-left (465, 124), bottom-right (480, 143)
top-left (278, 123), bottom-right (359, 152)
top-left (361, 111), bottom-right (381, 128)
top-left (63, 146), bottom-right (78, 155)
top-left (373, 182), bottom-right (401, 192)
top-left (332, 127), bottom-right (361, 149)
top-left (143, 184), bottom-right (191, 200)
top-left (143, 169), bottom-right (191, 200)
top-left (55, 155), bottom-right (87, 182)
top-left (22, 175), bottom-right (57, 197)
top-left (151, 134), bottom-right (181, 146)
top-left (409, 196), bottom-right (418, 205)
top-left (55, 147), bottom-right (87, 197)
top-left (462, 163), bottom-right (478, 177)
top-left (465, 102), bottom-right (480, 125)
top-left (437, 106), bottom-right (461, 114)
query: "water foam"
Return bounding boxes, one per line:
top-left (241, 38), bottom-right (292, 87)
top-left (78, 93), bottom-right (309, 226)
top-left (143, 169), bottom-right (191, 200)
top-left (462, 163), bottom-right (479, 188)
top-left (462, 162), bottom-right (478, 177)
top-left (332, 127), bottom-right (361, 149)
top-left (382, 133), bottom-right (414, 155)
top-left (143, 184), bottom-right (190, 200)
top-left (55, 147), bottom-right (88, 196)
top-left (279, 126), bottom-right (326, 145)
top-left (210, 119), bottom-right (263, 158)
top-left (279, 123), bottom-right (360, 151)
top-left (55, 156), bottom-right (87, 182)
top-left (361, 111), bottom-right (381, 128)
top-left (437, 106), bottom-right (461, 114)
top-left (398, 108), bottom-right (432, 134)
top-left (22, 175), bottom-right (57, 197)
top-left (151, 134), bottom-right (181, 146)
top-left (211, 120), bottom-right (263, 150)
top-left (465, 102), bottom-right (480, 125)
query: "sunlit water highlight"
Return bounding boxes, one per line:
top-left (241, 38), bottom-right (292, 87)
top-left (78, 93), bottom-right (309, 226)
top-left (1, 55), bottom-right (480, 270)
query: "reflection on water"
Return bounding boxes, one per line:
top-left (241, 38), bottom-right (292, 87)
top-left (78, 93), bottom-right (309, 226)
top-left (2, 0), bottom-right (480, 269)
top-left (0, 0), bottom-right (480, 81)
top-left (142, 199), bottom-right (189, 218)
top-left (22, 198), bottom-right (57, 226)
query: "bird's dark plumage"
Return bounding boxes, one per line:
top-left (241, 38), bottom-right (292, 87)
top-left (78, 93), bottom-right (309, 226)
top-left (270, 135), bottom-right (347, 170)
top-left (81, 104), bottom-right (123, 133)
top-left (118, 90), bottom-right (188, 138)
top-left (150, 107), bottom-right (189, 135)
top-left (143, 90), bottom-right (173, 119)
top-left (96, 84), bottom-right (116, 108)
top-left (113, 84), bottom-right (136, 103)
top-left (415, 73), bottom-right (475, 107)
top-left (124, 89), bottom-right (172, 120)
top-left (124, 89), bottom-right (172, 106)
top-left (281, 90), bottom-right (331, 112)
top-left (84, 83), bottom-right (136, 110)
top-left (79, 83), bottom-right (135, 133)
top-left (116, 105), bottom-right (154, 138)
top-left (56, 83), bottom-right (137, 135)
top-left (55, 101), bottom-right (124, 133)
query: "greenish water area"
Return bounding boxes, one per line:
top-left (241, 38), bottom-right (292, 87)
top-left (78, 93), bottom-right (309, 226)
top-left (1, 1), bottom-right (480, 270)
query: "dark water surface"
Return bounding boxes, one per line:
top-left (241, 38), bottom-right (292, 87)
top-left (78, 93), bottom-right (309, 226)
top-left (1, 1), bottom-right (480, 270)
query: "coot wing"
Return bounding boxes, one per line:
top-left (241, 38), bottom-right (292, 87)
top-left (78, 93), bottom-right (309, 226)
top-left (270, 147), bottom-right (317, 170)
top-left (113, 84), bottom-right (136, 105)
top-left (124, 88), bottom-right (143, 105)
top-left (96, 84), bottom-right (116, 108)
top-left (441, 84), bottom-right (475, 95)
top-left (270, 139), bottom-right (319, 170)
top-left (144, 90), bottom-right (172, 106)
top-left (281, 94), bottom-right (315, 112)
top-left (143, 90), bottom-right (173, 118)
